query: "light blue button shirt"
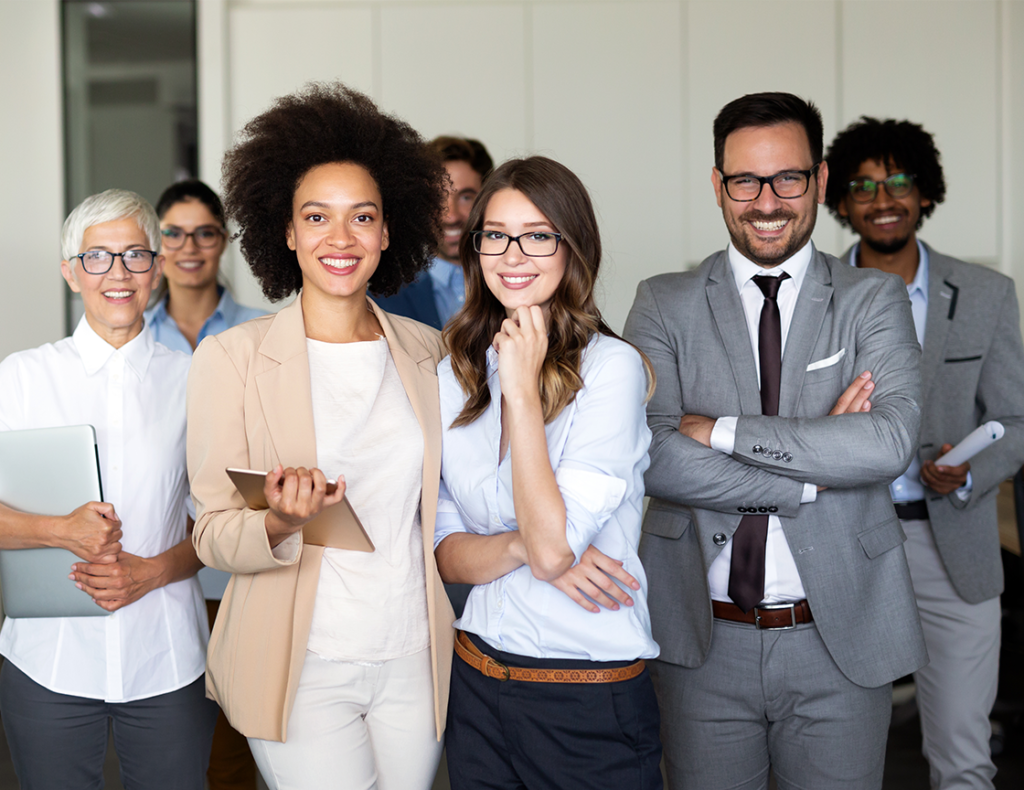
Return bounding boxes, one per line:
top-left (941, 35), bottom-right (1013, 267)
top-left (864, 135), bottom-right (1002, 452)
top-left (145, 287), bottom-right (266, 355)
top-left (434, 335), bottom-right (660, 662)
top-left (427, 257), bottom-right (465, 325)
top-left (144, 287), bottom-right (267, 598)
top-left (850, 241), bottom-right (970, 502)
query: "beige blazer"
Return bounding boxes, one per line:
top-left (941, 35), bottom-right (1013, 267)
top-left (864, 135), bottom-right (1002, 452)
top-left (187, 296), bottom-right (454, 743)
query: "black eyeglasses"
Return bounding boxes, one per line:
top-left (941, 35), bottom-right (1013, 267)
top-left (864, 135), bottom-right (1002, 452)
top-left (718, 163), bottom-right (821, 202)
top-left (471, 231), bottom-right (563, 257)
top-left (847, 173), bottom-right (916, 203)
top-left (75, 249), bottom-right (158, 275)
top-left (160, 225), bottom-right (224, 250)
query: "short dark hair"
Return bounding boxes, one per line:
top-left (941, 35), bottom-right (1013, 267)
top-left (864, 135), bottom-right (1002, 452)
top-left (222, 82), bottom-right (448, 301)
top-left (155, 179), bottom-right (225, 226)
top-left (713, 92), bottom-right (824, 172)
top-left (429, 135), bottom-right (494, 180)
top-left (824, 116), bottom-right (945, 229)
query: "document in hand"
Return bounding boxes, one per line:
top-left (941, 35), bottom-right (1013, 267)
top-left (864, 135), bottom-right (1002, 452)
top-left (0, 425), bottom-right (109, 617)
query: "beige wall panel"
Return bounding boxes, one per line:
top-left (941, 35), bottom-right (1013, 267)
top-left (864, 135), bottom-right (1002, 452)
top-left (1008, 0), bottom-right (1024, 334)
top-left (687, 0), bottom-right (840, 263)
top-left (223, 3), bottom-right (375, 310)
top-left (532, 1), bottom-right (685, 332)
top-left (378, 3), bottom-right (528, 162)
top-left (0, 0), bottom-right (65, 359)
top-left (840, 0), bottom-right (998, 263)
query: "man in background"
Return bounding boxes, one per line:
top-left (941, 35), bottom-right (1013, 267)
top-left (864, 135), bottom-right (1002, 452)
top-left (374, 135), bottom-right (492, 330)
top-left (827, 116), bottom-right (1024, 790)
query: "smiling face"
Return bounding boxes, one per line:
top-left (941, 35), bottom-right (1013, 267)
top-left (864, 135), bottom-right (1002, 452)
top-left (439, 159), bottom-right (483, 262)
top-left (712, 121), bottom-right (827, 268)
top-left (159, 198), bottom-right (226, 291)
top-left (60, 217), bottom-right (163, 348)
top-left (838, 158), bottom-right (929, 255)
top-left (286, 161), bottom-right (389, 307)
top-left (479, 188), bottom-right (567, 320)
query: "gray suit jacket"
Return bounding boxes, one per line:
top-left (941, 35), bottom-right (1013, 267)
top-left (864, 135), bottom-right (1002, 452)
top-left (841, 243), bottom-right (1024, 604)
top-left (623, 247), bottom-right (928, 689)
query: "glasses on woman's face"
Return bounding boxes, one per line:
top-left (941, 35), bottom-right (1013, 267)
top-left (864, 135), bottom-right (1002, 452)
top-left (160, 225), bottom-right (224, 250)
top-left (846, 173), bottom-right (916, 203)
top-left (75, 249), bottom-right (157, 275)
top-left (471, 230), bottom-right (563, 257)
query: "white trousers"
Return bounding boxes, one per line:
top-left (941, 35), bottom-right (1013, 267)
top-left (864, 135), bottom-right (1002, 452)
top-left (903, 518), bottom-right (1001, 790)
top-left (248, 647), bottom-right (442, 790)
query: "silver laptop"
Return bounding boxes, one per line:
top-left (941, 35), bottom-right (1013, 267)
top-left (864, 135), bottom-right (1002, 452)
top-left (0, 425), bottom-right (109, 617)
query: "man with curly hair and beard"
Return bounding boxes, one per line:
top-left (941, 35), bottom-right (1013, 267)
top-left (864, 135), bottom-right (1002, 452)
top-left (826, 117), bottom-right (1024, 790)
top-left (186, 82), bottom-right (455, 790)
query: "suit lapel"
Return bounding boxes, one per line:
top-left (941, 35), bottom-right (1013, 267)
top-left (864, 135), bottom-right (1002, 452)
top-left (921, 246), bottom-right (955, 399)
top-left (706, 253), bottom-right (762, 415)
top-left (779, 252), bottom-right (833, 417)
top-left (254, 298), bottom-right (318, 467)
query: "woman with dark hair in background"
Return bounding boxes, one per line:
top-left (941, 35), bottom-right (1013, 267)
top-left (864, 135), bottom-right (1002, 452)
top-left (435, 156), bottom-right (663, 789)
top-left (186, 82), bottom-right (454, 790)
top-left (145, 180), bottom-right (265, 790)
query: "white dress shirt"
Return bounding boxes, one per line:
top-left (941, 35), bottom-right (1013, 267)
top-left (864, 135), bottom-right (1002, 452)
top-left (0, 318), bottom-right (208, 702)
top-left (434, 335), bottom-right (660, 662)
top-left (706, 241), bottom-right (816, 604)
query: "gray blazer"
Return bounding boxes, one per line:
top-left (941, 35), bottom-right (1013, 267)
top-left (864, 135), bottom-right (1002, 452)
top-left (624, 247), bottom-right (928, 689)
top-left (841, 243), bottom-right (1024, 604)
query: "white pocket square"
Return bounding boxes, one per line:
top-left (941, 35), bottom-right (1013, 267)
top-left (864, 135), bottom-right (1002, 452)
top-left (806, 348), bottom-right (846, 372)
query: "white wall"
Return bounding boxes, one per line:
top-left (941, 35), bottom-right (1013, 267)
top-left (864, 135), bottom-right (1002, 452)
top-left (198, 0), bottom-right (1023, 334)
top-left (0, 0), bottom-right (64, 360)
top-left (1, 0), bottom-right (1021, 352)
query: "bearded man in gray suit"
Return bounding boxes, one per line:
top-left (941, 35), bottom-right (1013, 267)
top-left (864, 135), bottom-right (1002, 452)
top-left (826, 117), bottom-right (1024, 790)
top-left (624, 93), bottom-right (928, 789)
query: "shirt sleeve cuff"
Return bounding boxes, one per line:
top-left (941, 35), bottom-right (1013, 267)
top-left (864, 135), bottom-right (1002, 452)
top-left (955, 471), bottom-right (973, 502)
top-left (801, 483), bottom-right (817, 504)
top-left (710, 416), bottom-right (738, 454)
top-left (271, 532), bottom-right (301, 562)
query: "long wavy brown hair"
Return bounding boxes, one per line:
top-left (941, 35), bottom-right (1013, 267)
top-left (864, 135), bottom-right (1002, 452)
top-left (444, 156), bottom-right (654, 427)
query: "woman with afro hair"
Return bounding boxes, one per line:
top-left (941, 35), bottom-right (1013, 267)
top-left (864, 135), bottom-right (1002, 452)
top-left (186, 82), bottom-right (455, 790)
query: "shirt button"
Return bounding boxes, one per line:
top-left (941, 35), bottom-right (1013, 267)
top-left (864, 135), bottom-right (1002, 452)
top-left (713, 533), bottom-right (727, 546)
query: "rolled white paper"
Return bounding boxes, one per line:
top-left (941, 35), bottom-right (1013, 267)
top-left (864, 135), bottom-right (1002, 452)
top-left (934, 421), bottom-right (1005, 467)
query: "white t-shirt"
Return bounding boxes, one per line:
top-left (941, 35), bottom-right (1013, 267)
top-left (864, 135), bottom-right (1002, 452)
top-left (303, 337), bottom-right (429, 662)
top-left (0, 318), bottom-right (208, 702)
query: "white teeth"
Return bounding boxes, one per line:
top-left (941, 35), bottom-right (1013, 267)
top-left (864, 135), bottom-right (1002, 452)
top-left (444, 230), bottom-right (461, 238)
top-left (177, 261), bottom-right (203, 269)
top-left (502, 275), bottom-right (536, 284)
top-left (751, 219), bottom-right (788, 231)
top-left (103, 291), bottom-right (132, 299)
top-left (872, 215), bottom-right (901, 225)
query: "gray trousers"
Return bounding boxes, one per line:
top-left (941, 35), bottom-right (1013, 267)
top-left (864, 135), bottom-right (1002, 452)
top-left (0, 660), bottom-right (218, 790)
top-left (902, 518), bottom-right (1000, 790)
top-left (651, 618), bottom-right (892, 790)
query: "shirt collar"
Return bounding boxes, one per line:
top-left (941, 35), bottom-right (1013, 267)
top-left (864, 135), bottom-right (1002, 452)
top-left (73, 315), bottom-right (155, 379)
top-left (727, 239), bottom-right (813, 295)
top-left (429, 256), bottom-right (461, 287)
top-left (849, 239), bottom-right (929, 299)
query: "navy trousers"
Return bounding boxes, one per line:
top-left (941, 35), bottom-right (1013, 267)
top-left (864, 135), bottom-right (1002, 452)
top-left (0, 660), bottom-right (218, 790)
top-left (446, 632), bottom-right (663, 790)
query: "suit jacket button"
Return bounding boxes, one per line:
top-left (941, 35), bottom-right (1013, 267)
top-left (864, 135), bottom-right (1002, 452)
top-left (737, 506), bottom-right (747, 513)
top-left (783, 453), bottom-right (793, 463)
top-left (753, 445), bottom-right (763, 454)
top-left (713, 533), bottom-right (727, 546)
top-left (758, 506), bottom-right (768, 513)
top-left (768, 506), bottom-right (778, 513)
top-left (772, 451), bottom-right (783, 460)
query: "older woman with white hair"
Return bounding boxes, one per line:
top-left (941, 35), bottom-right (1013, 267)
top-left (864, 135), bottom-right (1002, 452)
top-left (0, 189), bottom-right (217, 790)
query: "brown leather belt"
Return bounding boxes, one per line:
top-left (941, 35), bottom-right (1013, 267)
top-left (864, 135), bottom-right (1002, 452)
top-left (713, 599), bottom-right (813, 630)
top-left (454, 630), bottom-right (645, 684)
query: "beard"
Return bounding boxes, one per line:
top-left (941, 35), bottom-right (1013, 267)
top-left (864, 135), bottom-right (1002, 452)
top-left (728, 208), bottom-right (813, 269)
top-left (863, 233), bottom-right (912, 255)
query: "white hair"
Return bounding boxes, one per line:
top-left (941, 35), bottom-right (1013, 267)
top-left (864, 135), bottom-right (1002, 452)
top-left (61, 189), bottom-right (161, 261)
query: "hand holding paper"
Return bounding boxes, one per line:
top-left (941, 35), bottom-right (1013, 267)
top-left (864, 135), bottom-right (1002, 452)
top-left (934, 422), bottom-right (1004, 467)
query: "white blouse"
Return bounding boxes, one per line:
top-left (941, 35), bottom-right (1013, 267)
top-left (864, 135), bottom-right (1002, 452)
top-left (303, 338), bottom-right (429, 662)
top-left (435, 334), bottom-right (660, 662)
top-left (0, 319), bottom-right (208, 702)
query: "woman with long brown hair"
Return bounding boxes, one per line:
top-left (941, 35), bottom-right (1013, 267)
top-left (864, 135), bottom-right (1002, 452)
top-left (434, 156), bottom-right (662, 789)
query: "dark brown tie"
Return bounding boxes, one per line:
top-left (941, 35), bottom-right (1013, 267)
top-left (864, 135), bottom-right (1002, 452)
top-left (728, 272), bottom-right (790, 612)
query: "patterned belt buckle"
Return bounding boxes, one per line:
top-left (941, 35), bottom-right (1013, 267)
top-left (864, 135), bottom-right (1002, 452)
top-left (482, 656), bottom-right (511, 681)
top-left (754, 602), bottom-right (797, 630)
